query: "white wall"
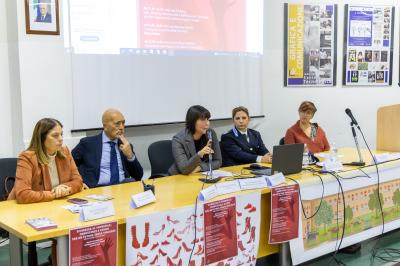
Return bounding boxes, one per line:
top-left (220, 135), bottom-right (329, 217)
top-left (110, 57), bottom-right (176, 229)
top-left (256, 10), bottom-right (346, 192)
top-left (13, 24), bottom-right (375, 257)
top-left (0, 0), bottom-right (13, 157)
top-left (261, 0), bottom-right (400, 152)
top-left (1, 0), bottom-right (399, 174)
top-left (0, 0), bottom-right (25, 157)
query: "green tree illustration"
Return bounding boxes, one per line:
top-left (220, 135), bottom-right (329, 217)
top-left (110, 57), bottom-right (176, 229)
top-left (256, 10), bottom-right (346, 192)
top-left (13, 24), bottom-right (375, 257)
top-left (315, 200), bottom-right (334, 233)
top-left (392, 189), bottom-right (400, 212)
top-left (345, 205), bottom-right (353, 224)
top-left (368, 189), bottom-right (384, 218)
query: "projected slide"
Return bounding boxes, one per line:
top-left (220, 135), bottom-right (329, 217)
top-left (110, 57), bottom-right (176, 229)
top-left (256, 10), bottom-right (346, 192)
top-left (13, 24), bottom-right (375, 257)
top-left (138, 0), bottom-right (245, 52)
top-left (65, 0), bottom-right (263, 55)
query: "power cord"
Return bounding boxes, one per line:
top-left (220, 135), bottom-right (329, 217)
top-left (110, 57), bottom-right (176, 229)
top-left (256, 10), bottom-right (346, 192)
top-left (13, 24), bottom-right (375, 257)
top-left (188, 177), bottom-right (206, 265)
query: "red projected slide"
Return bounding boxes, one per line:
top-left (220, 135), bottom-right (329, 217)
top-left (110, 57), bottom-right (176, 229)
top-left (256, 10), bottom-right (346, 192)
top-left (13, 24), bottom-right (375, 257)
top-left (138, 0), bottom-right (246, 52)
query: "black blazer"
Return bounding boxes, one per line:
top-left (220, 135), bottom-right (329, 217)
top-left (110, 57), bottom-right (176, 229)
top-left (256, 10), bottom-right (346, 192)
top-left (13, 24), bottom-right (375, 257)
top-left (220, 128), bottom-right (269, 166)
top-left (71, 133), bottom-right (143, 188)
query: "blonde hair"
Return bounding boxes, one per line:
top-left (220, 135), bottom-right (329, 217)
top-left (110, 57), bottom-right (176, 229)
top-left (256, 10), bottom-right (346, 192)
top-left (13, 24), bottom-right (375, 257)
top-left (28, 118), bottom-right (65, 165)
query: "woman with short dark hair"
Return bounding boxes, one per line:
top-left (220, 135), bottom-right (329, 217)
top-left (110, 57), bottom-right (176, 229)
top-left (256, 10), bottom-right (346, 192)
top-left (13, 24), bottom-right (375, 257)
top-left (168, 105), bottom-right (222, 175)
top-left (284, 101), bottom-right (330, 153)
top-left (8, 118), bottom-right (83, 204)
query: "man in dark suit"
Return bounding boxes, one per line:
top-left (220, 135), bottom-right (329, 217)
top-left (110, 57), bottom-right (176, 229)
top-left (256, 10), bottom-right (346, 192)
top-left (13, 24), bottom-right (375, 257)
top-left (72, 109), bottom-right (143, 188)
top-left (35, 3), bottom-right (52, 23)
top-left (220, 106), bottom-right (272, 166)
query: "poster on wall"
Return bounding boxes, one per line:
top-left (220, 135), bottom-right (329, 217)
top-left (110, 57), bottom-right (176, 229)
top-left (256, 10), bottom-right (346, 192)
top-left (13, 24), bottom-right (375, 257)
top-left (126, 192), bottom-right (261, 266)
top-left (284, 4), bottom-right (337, 86)
top-left (343, 5), bottom-right (394, 86)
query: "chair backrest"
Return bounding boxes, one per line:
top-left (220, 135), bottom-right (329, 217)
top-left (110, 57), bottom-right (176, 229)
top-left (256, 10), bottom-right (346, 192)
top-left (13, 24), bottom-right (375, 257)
top-left (377, 104), bottom-right (400, 151)
top-left (0, 158), bottom-right (17, 201)
top-left (148, 140), bottom-right (174, 178)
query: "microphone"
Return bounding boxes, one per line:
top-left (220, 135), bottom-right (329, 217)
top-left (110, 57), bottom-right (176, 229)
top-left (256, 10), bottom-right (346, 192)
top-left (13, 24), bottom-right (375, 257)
top-left (198, 129), bottom-right (221, 183)
top-left (345, 108), bottom-right (359, 126)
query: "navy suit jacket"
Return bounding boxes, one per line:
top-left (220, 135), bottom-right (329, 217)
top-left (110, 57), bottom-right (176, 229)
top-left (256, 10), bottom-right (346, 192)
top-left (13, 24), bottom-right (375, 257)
top-left (220, 128), bottom-right (269, 166)
top-left (35, 13), bottom-right (52, 23)
top-left (71, 133), bottom-right (143, 188)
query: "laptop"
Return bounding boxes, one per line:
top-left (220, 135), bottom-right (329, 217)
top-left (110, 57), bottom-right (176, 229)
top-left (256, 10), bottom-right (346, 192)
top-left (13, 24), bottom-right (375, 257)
top-left (251, 143), bottom-right (304, 176)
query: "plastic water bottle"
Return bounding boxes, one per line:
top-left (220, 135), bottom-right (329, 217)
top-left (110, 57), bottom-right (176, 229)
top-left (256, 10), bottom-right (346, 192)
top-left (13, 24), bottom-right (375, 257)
top-left (303, 144), bottom-right (310, 165)
top-left (330, 142), bottom-right (339, 162)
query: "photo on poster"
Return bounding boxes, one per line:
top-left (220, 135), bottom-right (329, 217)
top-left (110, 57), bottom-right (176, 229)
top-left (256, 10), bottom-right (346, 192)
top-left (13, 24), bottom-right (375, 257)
top-left (376, 71), bottom-right (384, 82)
top-left (285, 4), bottom-right (337, 86)
top-left (351, 71), bottom-right (358, 82)
top-left (358, 62), bottom-right (368, 70)
top-left (368, 71), bottom-right (375, 82)
top-left (343, 5), bottom-right (394, 86)
top-left (348, 49), bottom-right (356, 62)
top-left (372, 50), bottom-right (380, 61)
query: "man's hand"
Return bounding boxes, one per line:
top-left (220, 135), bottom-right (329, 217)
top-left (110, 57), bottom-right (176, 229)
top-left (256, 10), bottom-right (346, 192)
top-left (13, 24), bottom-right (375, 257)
top-left (118, 135), bottom-right (134, 159)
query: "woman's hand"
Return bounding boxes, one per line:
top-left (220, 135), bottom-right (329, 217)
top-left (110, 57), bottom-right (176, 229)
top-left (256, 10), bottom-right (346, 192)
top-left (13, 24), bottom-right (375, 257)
top-left (51, 184), bottom-right (71, 198)
top-left (190, 166), bottom-right (201, 174)
top-left (197, 140), bottom-right (214, 158)
top-left (261, 153), bottom-right (272, 164)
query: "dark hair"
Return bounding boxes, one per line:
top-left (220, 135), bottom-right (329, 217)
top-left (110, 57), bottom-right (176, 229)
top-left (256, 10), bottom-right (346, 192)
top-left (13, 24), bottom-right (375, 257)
top-left (185, 105), bottom-right (211, 134)
top-left (28, 118), bottom-right (65, 165)
top-left (232, 106), bottom-right (249, 119)
top-left (298, 101), bottom-right (317, 114)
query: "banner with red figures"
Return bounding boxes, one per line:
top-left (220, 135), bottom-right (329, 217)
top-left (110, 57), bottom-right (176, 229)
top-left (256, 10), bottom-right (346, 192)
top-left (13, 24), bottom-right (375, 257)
top-left (269, 184), bottom-right (300, 244)
top-left (126, 192), bottom-right (261, 266)
top-left (69, 221), bottom-right (117, 266)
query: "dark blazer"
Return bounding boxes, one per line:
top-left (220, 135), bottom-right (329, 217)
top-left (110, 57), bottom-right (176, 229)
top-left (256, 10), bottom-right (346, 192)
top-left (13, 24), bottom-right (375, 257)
top-left (220, 128), bottom-right (269, 166)
top-left (71, 133), bottom-right (143, 188)
top-left (168, 129), bottom-right (222, 175)
top-left (35, 13), bottom-right (52, 23)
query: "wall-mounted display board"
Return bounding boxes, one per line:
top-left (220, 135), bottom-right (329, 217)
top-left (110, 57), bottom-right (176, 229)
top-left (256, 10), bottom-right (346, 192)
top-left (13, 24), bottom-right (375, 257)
top-left (343, 5), bottom-right (394, 86)
top-left (284, 4), bottom-right (337, 86)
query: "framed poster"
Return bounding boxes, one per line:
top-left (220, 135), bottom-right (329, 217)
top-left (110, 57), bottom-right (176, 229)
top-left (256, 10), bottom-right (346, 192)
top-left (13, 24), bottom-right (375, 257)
top-left (284, 4), bottom-right (337, 86)
top-left (343, 5), bottom-right (394, 86)
top-left (24, 0), bottom-right (60, 35)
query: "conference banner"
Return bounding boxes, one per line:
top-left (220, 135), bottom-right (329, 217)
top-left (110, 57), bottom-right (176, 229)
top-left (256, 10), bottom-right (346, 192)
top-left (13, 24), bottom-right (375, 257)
top-left (126, 192), bottom-right (261, 266)
top-left (284, 4), bottom-right (337, 86)
top-left (343, 5), bottom-right (394, 86)
top-left (269, 184), bottom-right (300, 244)
top-left (204, 197), bottom-right (238, 264)
top-left (69, 221), bottom-right (117, 266)
top-left (289, 163), bottom-right (400, 265)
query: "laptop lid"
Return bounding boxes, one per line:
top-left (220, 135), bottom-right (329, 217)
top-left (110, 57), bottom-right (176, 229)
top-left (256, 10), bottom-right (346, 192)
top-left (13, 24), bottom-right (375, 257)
top-left (271, 143), bottom-right (304, 175)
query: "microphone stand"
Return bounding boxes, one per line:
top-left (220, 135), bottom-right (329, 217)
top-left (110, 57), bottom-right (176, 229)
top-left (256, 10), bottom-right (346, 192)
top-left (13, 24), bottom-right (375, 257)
top-left (199, 153), bottom-right (221, 183)
top-left (208, 153), bottom-right (213, 180)
top-left (343, 122), bottom-right (365, 166)
top-left (199, 135), bottom-right (221, 183)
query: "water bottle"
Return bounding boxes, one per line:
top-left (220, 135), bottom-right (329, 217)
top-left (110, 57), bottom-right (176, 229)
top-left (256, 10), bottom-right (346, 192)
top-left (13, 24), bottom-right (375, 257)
top-left (330, 142), bottom-right (339, 162)
top-left (303, 144), bottom-right (310, 165)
